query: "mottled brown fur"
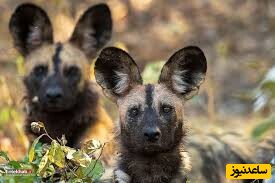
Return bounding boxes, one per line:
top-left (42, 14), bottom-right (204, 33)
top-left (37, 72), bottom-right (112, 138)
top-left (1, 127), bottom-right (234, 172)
top-left (9, 3), bottom-right (114, 161)
top-left (114, 85), bottom-right (190, 183)
top-left (95, 46), bottom-right (207, 182)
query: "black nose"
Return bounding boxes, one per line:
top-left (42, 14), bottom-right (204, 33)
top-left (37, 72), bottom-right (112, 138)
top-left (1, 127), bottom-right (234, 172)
top-left (46, 87), bottom-right (63, 100)
top-left (144, 128), bottom-right (161, 142)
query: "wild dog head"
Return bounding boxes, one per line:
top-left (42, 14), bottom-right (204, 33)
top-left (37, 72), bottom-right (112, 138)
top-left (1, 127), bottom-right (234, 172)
top-left (95, 47), bottom-right (207, 154)
top-left (9, 3), bottom-right (112, 112)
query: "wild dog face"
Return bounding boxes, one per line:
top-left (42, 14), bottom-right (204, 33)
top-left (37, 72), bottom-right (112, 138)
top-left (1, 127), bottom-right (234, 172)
top-left (95, 47), bottom-right (207, 154)
top-left (9, 3), bottom-right (112, 112)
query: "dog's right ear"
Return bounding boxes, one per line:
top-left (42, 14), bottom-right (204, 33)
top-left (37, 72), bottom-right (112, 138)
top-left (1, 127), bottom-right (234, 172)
top-left (9, 3), bottom-right (53, 56)
top-left (95, 47), bottom-right (142, 100)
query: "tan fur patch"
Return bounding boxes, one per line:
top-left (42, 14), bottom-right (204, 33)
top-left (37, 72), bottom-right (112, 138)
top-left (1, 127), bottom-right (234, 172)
top-left (24, 42), bottom-right (90, 91)
top-left (60, 43), bottom-right (90, 88)
top-left (24, 44), bottom-right (55, 75)
top-left (154, 84), bottom-right (185, 119)
top-left (116, 83), bottom-right (185, 126)
top-left (117, 85), bottom-right (146, 123)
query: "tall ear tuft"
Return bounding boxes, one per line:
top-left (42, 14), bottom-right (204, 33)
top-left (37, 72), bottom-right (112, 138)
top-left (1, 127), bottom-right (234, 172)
top-left (159, 46), bottom-right (207, 99)
top-left (9, 3), bottom-right (53, 56)
top-left (95, 47), bottom-right (142, 100)
top-left (70, 3), bottom-right (112, 58)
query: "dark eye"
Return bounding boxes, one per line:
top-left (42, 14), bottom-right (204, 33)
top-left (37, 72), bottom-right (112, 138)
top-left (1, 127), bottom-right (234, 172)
top-left (129, 107), bottom-right (139, 117)
top-left (34, 65), bottom-right (48, 77)
top-left (162, 105), bottom-right (173, 114)
top-left (65, 66), bottom-right (80, 79)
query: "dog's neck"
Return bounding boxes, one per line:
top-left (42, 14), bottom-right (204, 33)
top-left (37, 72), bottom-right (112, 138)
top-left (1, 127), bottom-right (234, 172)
top-left (24, 82), bottom-right (99, 146)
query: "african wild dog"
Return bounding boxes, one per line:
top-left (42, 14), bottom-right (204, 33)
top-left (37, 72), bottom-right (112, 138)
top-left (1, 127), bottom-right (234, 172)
top-left (94, 46), bottom-right (207, 182)
top-left (9, 3), bottom-right (114, 152)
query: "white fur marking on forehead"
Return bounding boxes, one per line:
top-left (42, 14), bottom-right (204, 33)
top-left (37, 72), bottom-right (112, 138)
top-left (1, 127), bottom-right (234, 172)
top-left (113, 71), bottom-right (129, 94)
top-left (172, 70), bottom-right (205, 93)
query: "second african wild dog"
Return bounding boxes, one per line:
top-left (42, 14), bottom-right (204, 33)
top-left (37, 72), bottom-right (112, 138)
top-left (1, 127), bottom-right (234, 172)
top-left (9, 3), bottom-right (113, 150)
top-left (94, 46), bottom-right (207, 182)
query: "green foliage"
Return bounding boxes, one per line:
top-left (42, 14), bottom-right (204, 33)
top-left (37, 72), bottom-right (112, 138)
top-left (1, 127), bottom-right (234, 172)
top-left (253, 66), bottom-right (275, 138)
top-left (261, 80), bottom-right (275, 98)
top-left (0, 122), bottom-right (105, 183)
top-left (0, 151), bottom-right (10, 161)
top-left (142, 61), bottom-right (165, 84)
top-left (16, 56), bottom-right (25, 76)
top-left (0, 150), bottom-right (40, 182)
top-left (0, 107), bottom-right (19, 128)
top-left (254, 66), bottom-right (275, 110)
top-left (29, 134), bottom-right (45, 163)
top-left (251, 114), bottom-right (275, 138)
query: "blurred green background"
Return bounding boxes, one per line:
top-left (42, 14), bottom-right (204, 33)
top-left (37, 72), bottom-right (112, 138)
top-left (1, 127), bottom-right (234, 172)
top-left (0, 0), bottom-right (274, 160)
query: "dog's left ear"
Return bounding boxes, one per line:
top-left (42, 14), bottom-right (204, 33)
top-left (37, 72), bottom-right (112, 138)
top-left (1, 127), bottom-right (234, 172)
top-left (70, 3), bottom-right (112, 58)
top-left (159, 46), bottom-right (207, 99)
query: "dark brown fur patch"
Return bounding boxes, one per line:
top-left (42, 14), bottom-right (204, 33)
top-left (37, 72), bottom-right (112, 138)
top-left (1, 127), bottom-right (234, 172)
top-left (9, 3), bottom-right (114, 164)
top-left (114, 85), bottom-right (189, 183)
top-left (52, 42), bottom-right (63, 73)
top-left (25, 82), bottom-right (99, 147)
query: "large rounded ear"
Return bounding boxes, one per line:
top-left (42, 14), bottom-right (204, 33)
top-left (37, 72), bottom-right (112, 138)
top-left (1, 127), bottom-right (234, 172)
top-left (95, 47), bottom-right (142, 100)
top-left (70, 3), bottom-right (112, 59)
top-left (9, 3), bottom-right (53, 56)
top-left (159, 46), bottom-right (207, 100)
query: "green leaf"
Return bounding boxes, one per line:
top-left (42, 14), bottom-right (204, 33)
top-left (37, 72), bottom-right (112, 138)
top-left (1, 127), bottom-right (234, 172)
top-left (48, 140), bottom-right (65, 168)
top-left (70, 178), bottom-right (84, 183)
top-left (83, 160), bottom-right (104, 181)
top-left (76, 160), bottom-right (105, 181)
top-left (82, 139), bottom-right (102, 154)
top-left (142, 61), bottom-right (165, 84)
top-left (37, 150), bottom-right (50, 177)
top-left (62, 146), bottom-right (76, 160)
top-left (262, 81), bottom-right (275, 98)
top-left (251, 114), bottom-right (275, 138)
top-left (0, 107), bottom-right (11, 125)
top-left (75, 167), bottom-right (84, 178)
top-left (0, 151), bottom-right (10, 161)
top-left (71, 150), bottom-right (91, 167)
top-left (16, 56), bottom-right (25, 75)
top-left (8, 161), bottom-right (22, 169)
top-left (29, 134), bottom-right (46, 162)
top-left (43, 164), bottom-right (55, 178)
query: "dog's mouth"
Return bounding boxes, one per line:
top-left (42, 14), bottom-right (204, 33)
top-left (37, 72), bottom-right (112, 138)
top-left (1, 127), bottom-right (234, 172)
top-left (42, 100), bottom-right (75, 112)
top-left (45, 104), bottom-right (65, 112)
top-left (142, 144), bottom-right (166, 153)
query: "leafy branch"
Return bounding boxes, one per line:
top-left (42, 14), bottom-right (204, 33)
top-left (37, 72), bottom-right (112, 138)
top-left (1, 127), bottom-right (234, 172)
top-left (0, 122), bottom-right (105, 183)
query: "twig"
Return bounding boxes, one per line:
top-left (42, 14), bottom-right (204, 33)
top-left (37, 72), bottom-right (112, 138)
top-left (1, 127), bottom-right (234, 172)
top-left (68, 166), bottom-right (78, 177)
top-left (42, 126), bottom-right (54, 141)
top-left (90, 143), bottom-right (106, 179)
